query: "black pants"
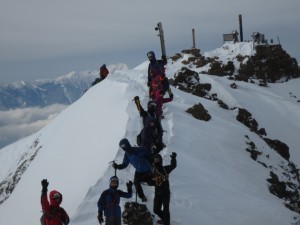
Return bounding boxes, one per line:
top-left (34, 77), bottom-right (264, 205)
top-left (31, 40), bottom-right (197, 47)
top-left (134, 171), bottom-right (152, 199)
top-left (105, 216), bottom-right (121, 225)
top-left (153, 193), bottom-right (170, 225)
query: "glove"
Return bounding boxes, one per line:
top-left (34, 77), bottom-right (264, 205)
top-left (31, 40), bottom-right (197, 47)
top-left (41, 179), bottom-right (49, 188)
top-left (112, 162), bottom-right (120, 170)
top-left (170, 152), bottom-right (177, 159)
top-left (162, 55), bottom-right (167, 61)
top-left (97, 214), bottom-right (104, 224)
top-left (41, 179), bottom-right (49, 193)
top-left (126, 181), bottom-right (133, 193)
top-left (134, 96), bottom-right (139, 101)
top-left (170, 93), bottom-right (174, 99)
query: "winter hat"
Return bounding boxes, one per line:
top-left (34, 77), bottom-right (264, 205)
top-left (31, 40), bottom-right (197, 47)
top-left (109, 176), bottom-right (119, 188)
top-left (49, 190), bottom-right (62, 206)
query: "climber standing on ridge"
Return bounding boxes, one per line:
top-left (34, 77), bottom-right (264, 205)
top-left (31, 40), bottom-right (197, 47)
top-left (152, 89), bottom-right (173, 119)
top-left (91, 64), bottom-right (110, 87)
top-left (133, 96), bottom-right (165, 152)
top-left (40, 179), bottom-right (70, 225)
top-left (97, 176), bottom-right (133, 225)
top-left (112, 138), bottom-right (153, 202)
top-left (147, 51), bottom-right (172, 99)
top-left (150, 153), bottom-right (177, 225)
top-left (100, 64), bottom-right (109, 80)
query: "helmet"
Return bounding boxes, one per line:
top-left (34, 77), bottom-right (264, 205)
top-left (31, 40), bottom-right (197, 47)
top-left (110, 176), bottom-right (119, 188)
top-left (147, 51), bottom-right (156, 60)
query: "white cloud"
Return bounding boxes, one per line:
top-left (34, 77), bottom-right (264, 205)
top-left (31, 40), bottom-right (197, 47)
top-left (0, 104), bottom-right (67, 149)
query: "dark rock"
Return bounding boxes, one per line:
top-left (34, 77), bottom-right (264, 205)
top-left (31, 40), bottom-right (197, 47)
top-left (218, 100), bottom-right (229, 110)
top-left (186, 103), bottom-right (211, 121)
top-left (246, 148), bottom-right (262, 160)
top-left (208, 61), bottom-right (225, 76)
top-left (169, 53), bottom-right (183, 62)
top-left (230, 83), bottom-right (237, 89)
top-left (263, 138), bottom-right (290, 160)
top-left (234, 74), bottom-right (249, 82)
top-left (237, 45), bottom-right (300, 82)
top-left (223, 61), bottom-right (235, 75)
top-left (267, 172), bottom-right (287, 199)
top-left (258, 128), bottom-right (267, 136)
top-left (171, 67), bottom-right (213, 99)
top-left (236, 108), bottom-right (258, 132)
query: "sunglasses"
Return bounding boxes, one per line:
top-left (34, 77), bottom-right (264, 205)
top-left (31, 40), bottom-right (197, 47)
top-left (148, 103), bottom-right (157, 108)
top-left (52, 193), bottom-right (61, 199)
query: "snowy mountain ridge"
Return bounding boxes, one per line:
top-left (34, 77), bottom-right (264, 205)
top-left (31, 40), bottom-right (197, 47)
top-left (0, 42), bottom-right (300, 225)
top-left (0, 64), bottom-right (128, 110)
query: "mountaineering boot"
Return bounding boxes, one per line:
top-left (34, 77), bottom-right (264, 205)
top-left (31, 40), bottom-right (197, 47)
top-left (157, 219), bottom-right (164, 224)
top-left (141, 196), bottom-right (147, 202)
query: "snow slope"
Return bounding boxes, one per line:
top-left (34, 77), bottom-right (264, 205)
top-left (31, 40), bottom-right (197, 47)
top-left (0, 42), bottom-right (300, 225)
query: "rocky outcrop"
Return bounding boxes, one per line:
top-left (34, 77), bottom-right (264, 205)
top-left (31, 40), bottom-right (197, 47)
top-left (169, 67), bottom-right (211, 98)
top-left (170, 45), bottom-right (300, 83)
top-left (238, 45), bottom-right (300, 82)
top-left (186, 103), bottom-right (211, 121)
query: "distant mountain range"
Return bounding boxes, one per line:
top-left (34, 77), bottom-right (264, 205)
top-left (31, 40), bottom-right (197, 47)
top-left (0, 64), bottom-right (128, 110)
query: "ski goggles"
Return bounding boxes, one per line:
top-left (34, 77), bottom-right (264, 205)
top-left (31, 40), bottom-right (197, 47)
top-left (148, 102), bottom-right (157, 109)
top-left (52, 193), bottom-right (61, 199)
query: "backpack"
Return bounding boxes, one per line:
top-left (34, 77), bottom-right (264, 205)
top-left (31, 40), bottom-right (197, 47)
top-left (136, 132), bottom-right (142, 146)
top-left (40, 207), bottom-right (69, 225)
top-left (122, 201), bottom-right (153, 225)
top-left (40, 213), bottom-right (46, 225)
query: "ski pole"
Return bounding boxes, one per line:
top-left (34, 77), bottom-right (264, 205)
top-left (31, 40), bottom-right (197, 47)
top-left (135, 192), bottom-right (138, 203)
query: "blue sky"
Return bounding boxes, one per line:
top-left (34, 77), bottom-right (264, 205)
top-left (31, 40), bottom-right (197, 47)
top-left (1, 0), bottom-right (300, 84)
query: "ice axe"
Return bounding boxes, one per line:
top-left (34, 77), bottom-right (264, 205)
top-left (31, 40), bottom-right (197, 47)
top-left (108, 160), bottom-right (117, 176)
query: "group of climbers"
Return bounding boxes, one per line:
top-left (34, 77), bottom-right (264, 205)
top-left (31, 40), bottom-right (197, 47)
top-left (40, 51), bottom-right (176, 225)
top-left (106, 51), bottom-right (176, 225)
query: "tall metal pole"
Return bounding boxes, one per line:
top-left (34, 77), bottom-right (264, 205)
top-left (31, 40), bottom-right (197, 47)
top-left (192, 28), bottom-right (196, 49)
top-left (155, 22), bottom-right (166, 56)
top-left (239, 14), bottom-right (243, 42)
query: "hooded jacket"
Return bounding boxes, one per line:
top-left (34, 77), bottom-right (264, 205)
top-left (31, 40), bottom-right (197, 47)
top-left (140, 117), bottom-right (159, 152)
top-left (97, 182), bottom-right (132, 218)
top-left (41, 190), bottom-right (70, 225)
top-left (151, 154), bottom-right (177, 196)
top-left (134, 98), bottom-right (163, 135)
top-left (147, 53), bottom-right (167, 84)
top-left (100, 65), bottom-right (109, 79)
top-left (118, 139), bottom-right (152, 173)
top-left (153, 90), bottom-right (173, 117)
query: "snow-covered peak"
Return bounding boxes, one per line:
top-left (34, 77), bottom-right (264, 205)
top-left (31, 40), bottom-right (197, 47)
top-left (0, 45), bottom-right (300, 225)
top-left (204, 42), bottom-right (256, 62)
